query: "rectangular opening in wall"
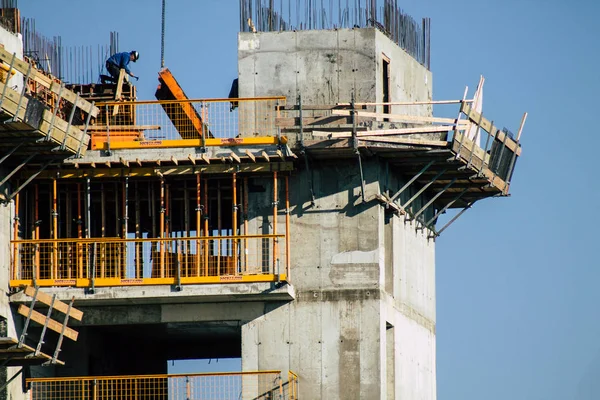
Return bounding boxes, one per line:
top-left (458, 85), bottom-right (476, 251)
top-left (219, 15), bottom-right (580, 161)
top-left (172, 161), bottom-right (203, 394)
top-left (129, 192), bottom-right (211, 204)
top-left (382, 54), bottom-right (391, 117)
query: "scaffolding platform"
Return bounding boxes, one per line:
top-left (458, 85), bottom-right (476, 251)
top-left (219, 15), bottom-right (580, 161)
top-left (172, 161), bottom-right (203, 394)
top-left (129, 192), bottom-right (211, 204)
top-left (0, 337), bottom-right (64, 367)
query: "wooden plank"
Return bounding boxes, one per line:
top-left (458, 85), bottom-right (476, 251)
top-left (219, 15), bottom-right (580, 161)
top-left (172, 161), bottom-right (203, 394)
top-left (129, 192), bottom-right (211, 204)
top-left (0, 46), bottom-right (98, 117)
top-left (275, 115), bottom-right (354, 127)
top-left (311, 124), bottom-right (466, 138)
top-left (17, 305), bottom-right (79, 341)
top-left (112, 69), bottom-right (125, 116)
top-left (359, 136), bottom-right (449, 147)
top-left (81, 125), bottom-right (161, 131)
top-left (0, 80), bottom-right (90, 154)
top-left (261, 151), bottom-right (270, 162)
top-left (23, 286), bottom-right (83, 321)
top-left (245, 149), bottom-right (256, 162)
top-left (188, 154), bottom-right (196, 165)
top-left (276, 104), bottom-right (366, 111)
top-left (230, 151), bottom-right (241, 163)
top-left (337, 99), bottom-right (472, 106)
top-left (332, 109), bottom-right (462, 124)
top-left (460, 102), bottom-right (522, 156)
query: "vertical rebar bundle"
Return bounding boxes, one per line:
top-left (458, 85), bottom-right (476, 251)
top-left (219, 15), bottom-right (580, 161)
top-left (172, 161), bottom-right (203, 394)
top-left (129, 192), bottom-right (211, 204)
top-left (0, 0), bottom-right (17, 9)
top-left (22, 18), bottom-right (120, 84)
top-left (239, 0), bottom-right (431, 69)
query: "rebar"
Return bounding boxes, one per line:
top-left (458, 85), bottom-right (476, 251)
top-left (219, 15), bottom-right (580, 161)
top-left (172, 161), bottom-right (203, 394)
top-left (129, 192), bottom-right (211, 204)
top-left (22, 18), bottom-right (120, 84)
top-left (240, 0), bottom-right (430, 69)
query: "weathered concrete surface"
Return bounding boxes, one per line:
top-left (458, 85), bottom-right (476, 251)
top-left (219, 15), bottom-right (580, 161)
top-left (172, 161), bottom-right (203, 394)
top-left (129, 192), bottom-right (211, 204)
top-left (238, 28), bottom-right (435, 147)
top-left (241, 159), bottom-right (437, 399)
top-left (10, 282), bottom-right (295, 306)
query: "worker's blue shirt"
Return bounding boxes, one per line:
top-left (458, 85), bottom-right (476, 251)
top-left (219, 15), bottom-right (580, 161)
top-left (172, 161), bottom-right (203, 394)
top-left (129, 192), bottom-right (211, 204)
top-left (107, 52), bottom-right (132, 74)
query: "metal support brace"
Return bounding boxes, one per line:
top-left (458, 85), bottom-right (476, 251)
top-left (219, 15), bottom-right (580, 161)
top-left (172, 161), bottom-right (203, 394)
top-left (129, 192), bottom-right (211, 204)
top-left (104, 104), bottom-right (112, 155)
top-left (175, 241), bottom-right (182, 291)
top-left (422, 188), bottom-right (469, 229)
top-left (430, 201), bottom-right (474, 238)
top-left (298, 95), bottom-right (304, 148)
top-left (0, 368), bottom-right (23, 392)
top-left (46, 84), bottom-right (64, 142)
top-left (76, 101), bottom-right (95, 158)
top-left (200, 101), bottom-right (207, 153)
top-left (356, 150), bottom-right (366, 202)
top-left (18, 287), bottom-right (39, 347)
top-left (454, 87), bottom-right (469, 159)
top-left (9, 62), bottom-right (32, 123)
top-left (8, 159), bottom-right (54, 202)
top-left (505, 113), bottom-right (527, 186)
top-left (351, 93), bottom-right (358, 151)
top-left (399, 169), bottom-right (447, 212)
top-left (0, 153), bottom-right (37, 187)
top-left (61, 93), bottom-right (80, 151)
top-left (51, 297), bottom-right (74, 364)
top-left (479, 120), bottom-right (495, 177)
top-left (389, 160), bottom-right (434, 202)
top-left (0, 53), bottom-right (16, 107)
top-left (0, 142), bottom-right (24, 166)
top-left (35, 294), bottom-right (56, 356)
top-left (411, 178), bottom-right (457, 221)
top-left (86, 177), bottom-right (95, 293)
top-left (463, 111), bottom-right (484, 169)
top-left (297, 95), bottom-right (315, 206)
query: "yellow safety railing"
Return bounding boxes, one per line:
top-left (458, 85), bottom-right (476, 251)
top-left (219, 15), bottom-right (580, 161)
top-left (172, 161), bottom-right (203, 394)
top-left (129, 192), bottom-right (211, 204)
top-left (10, 235), bottom-right (288, 288)
top-left (27, 370), bottom-right (298, 400)
top-left (90, 97), bottom-right (286, 150)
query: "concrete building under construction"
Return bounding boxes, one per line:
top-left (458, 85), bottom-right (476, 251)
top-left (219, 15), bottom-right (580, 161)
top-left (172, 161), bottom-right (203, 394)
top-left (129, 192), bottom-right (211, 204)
top-left (0, 1), bottom-right (525, 399)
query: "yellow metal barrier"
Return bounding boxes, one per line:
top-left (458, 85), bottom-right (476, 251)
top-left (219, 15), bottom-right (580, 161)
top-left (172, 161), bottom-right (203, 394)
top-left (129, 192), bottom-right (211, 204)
top-left (10, 235), bottom-right (288, 288)
top-left (27, 370), bottom-right (298, 400)
top-left (90, 97), bottom-right (286, 150)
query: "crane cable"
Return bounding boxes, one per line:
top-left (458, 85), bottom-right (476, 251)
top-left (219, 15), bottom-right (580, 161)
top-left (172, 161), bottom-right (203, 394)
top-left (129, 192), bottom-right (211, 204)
top-left (160, 0), bottom-right (166, 68)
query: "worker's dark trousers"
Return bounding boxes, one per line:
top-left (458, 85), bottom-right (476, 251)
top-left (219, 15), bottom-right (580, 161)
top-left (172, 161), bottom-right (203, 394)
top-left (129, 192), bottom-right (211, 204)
top-left (105, 61), bottom-right (121, 82)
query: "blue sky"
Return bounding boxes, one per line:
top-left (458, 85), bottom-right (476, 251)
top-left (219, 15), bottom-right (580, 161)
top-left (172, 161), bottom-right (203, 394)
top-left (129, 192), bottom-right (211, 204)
top-left (19, 1), bottom-right (600, 399)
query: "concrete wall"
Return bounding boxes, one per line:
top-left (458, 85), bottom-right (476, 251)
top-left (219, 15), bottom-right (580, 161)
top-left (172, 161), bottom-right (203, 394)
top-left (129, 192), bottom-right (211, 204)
top-left (241, 162), bottom-right (437, 399)
top-left (0, 26), bottom-right (27, 400)
top-left (0, 28), bottom-right (23, 92)
top-left (238, 27), bottom-right (431, 108)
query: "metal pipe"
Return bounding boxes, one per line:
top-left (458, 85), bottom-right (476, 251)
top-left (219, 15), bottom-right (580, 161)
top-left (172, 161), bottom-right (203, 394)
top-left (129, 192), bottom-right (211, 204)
top-left (203, 179), bottom-right (209, 277)
top-left (160, 177), bottom-right (165, 278)
top-left (135, 182), bottom-right (141, 278)
top-left (424, 188), bottom-right (468, 228)
top-left (505, 112), bottom-right (528, 185)
top-left (52, 178), bottom-right (58, 279)
top-left (412, 178), bottom-right (456, 221)
top-left (12, 189), bottom-right (19, 280)
top-left (184, 179), bottom-right (190, 275)
top-left (123, 176), bottom-right (129, 278)
top-left (196, 173), bottom-right (201, 277)
top-left (86, 178), bottom-right (93, 289)
top-left (389, 160), bottom-right (434, 202)
top-left (243, 177), bottom-right (249, 273)
top-left (100, 183), bottom-right (106, 278)
top-left (217, 180), bottom-right (221, 276)
top-left (400, 169), bottom-right (447, 212)
top-left (285, 175), bottom-right (291, 280)
top-left (232, 172), bottom-right (238, 274)
top-left (0, 153), bottom-right (37, 187)
top-left (273, 171), bottom-right (278, 276)
top-left (433, 202), bottom-right (474, 237)
top-left (77, 183), bottom-right (82, 278)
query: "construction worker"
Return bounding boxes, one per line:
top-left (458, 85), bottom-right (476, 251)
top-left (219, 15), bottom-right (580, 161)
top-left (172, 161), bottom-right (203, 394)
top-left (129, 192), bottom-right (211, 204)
top-left (104, 50), bottom-right (139, 83)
